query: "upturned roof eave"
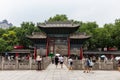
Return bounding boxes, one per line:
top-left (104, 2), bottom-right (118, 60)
top-left (70, 36), bottom-right (91, 39)
top-left (26, 35), bottom-right (47, 39)
top-left (38, 24), bottom-right (80, 28)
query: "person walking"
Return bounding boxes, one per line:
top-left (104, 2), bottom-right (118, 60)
top-left (83, 58), bottom-right (90, 73)
top-left (89, 59), bottom-right (94, 72)
top-left (59, 56), bottom-right (64, 68)
top-left (51, 57), bottom-right (54, 64)
top-left (118, 59), bottom-right (120, 72)
top-left (55, 56), bottom-right (59, 68)
top-left (68, 57), bottom-right (73, 70)
top-left (36, 55), bottom-right (42, 70)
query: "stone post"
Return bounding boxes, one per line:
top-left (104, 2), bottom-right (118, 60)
top-left (82, 58), bottom-right (85, 69)
top-left (1, 56), bottom-right (4, 70)
top-left (29, 57), bottom-right (32, 70)
top-left (98, 57), bottom-right (101, 69)
top-left (15, 56), bottom-right (18, 69)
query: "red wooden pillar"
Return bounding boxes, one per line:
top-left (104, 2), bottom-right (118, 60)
top-left (53, 39), bottom-right (55, 54)
top-left (68, 38), bottom-right (70, 57)
top-left (52, 41), bottom-right (54, 54)
top-left (34, 47), bottom-right (37, 59)
top-left (15, 53), bottom-right (19, 57)
top-left (80, 47), bottom-right (83, 60)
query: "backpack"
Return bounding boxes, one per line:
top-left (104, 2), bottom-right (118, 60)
top-left (86, 59), bottom-right (90, 66)
top-left (70, 61), bottom-right (73, 65)
top-left (90, 61), bottom-right (94, 66)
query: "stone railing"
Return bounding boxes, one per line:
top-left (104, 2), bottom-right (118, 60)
top-left (64, 57), bottom-right (118, 70)
top-left (0, 57), bottom-right (51, 70)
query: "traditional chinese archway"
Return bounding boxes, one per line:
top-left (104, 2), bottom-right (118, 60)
top-left (27, 21), bottom-right (90, 59)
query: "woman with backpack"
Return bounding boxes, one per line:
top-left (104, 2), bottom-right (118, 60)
top-left (89, 59), bottom-right (94, 72)
top-left (83, 58), bottom-right (90, 73)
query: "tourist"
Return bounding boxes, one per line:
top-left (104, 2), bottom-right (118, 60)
top-left (118, 59), bottom-right (120, 72)
top-left (83, 58), bottom-right (90, 73)
top-left (51, 57), bottom-right (54, 64)
top-left (59, 56), bottom-right (64, 68)
top-left (104, 56), bottom-right (108, 63)
top-left (92, 56), bottom-right (96, 63)
top-left (8, 56), bottom-right (11, 61)
top-left (55, 56), bottom-right (59, 68)
top-left (68, 57), bottom-right (73, 70)
top-left (89, 59), bottom-right (94, 72)
top-left (36, 55), bottom-right (42, 70)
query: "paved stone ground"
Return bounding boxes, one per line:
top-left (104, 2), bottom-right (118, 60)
top-left (0, 63), bottom-right (120, 80)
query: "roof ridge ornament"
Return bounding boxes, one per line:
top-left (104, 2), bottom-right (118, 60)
top-left (38, 21), bottom-right (80, 28)
top-left (45, 21), bottom-right (72, 24)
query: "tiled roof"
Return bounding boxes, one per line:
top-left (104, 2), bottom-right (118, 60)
top-left (70, 33), bottom-right (91, 39)
top-left (84, 51), bottom-right (120, 54)
top-left (27, 32), bottom-right (91, 39)
top-left (38, 21), bottom-right (80, 28)
top-left (27, 32), bottom-right (47, 39)
top-left (8, 49), bottom-right (32, 53)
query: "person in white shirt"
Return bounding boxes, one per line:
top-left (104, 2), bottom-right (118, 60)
top-left (89, 59), bottom-right (94, 72)
top-left (59, 56), bottom-right (64, 68)
top-left (68, 57), bottom-right (73, 70)
top-left (36, 55), bottom-right (42, 70)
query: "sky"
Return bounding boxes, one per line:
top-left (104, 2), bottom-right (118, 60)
top-left (0, 0), bottom-right (120, 27)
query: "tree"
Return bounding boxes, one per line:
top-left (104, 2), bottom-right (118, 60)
top-left (113, 19), bottom-right (120, 49)
top-left (0, 38), bottom-right (7, 52)
top-left (79, 22), bottom-right (98, 34)
top-left (93, 28), bottom-right (111, 49)
top-left (78, 22), bottom-right (98, 50)
top-left (103, 24), bottom-right (115, 47)
top-left (0, 28), bottom-right (5, 37)
top-left (47, 14), bottom-right (68, 22)
top-left (19, 22), bottom-right (38, 47)
top-left (2, 31), bottom-right (18, 51)
top-left (21, 22), bottom-right (36, 35)
top-left (6, 22), bottom-right (40, 48)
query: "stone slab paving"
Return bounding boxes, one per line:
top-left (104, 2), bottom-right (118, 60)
top-left (0, 63), bottom-right (120, 80)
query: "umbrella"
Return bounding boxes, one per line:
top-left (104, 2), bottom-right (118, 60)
top-left (101, 55), bottom-right (106, 57)
top-left (115, 57), bottom-right (120, 60)
top-left (55, 53), bottom-right (60, 56)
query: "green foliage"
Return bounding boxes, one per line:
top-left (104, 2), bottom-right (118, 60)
top-left (79, 22), bottom-right (98, 34)
top-left (1, 31), bottom-right (18, 51)
top-left (18, 22), bottom-right (37, 47)
top-left (0, 28), bottom-right (5, 37)
top-left (47, 14), bottom-right (68, 22)
top-left (2, 31), bottom-right (18, 45)
top-left (6, 46), bottom-right (13, 51)
top-left (21, 22), bottom-right (36, 35)
top-left (112, 19), bottom-right (120, 49)
top-left (0, 38), bottom-right (7, 52)
top-left (78, 22), bottom-right (98, 50)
